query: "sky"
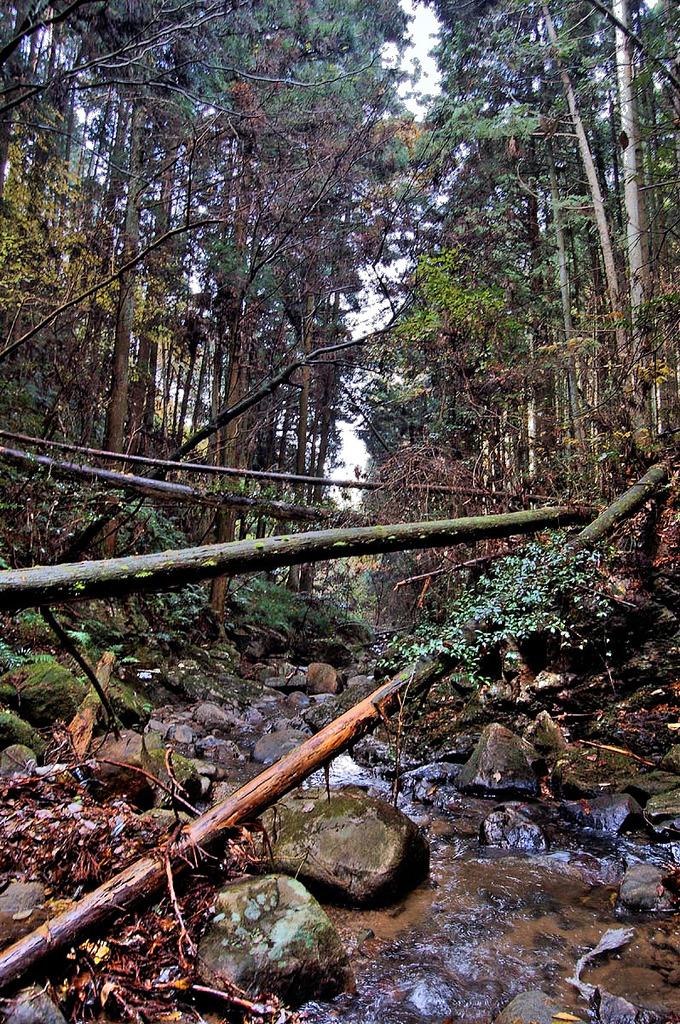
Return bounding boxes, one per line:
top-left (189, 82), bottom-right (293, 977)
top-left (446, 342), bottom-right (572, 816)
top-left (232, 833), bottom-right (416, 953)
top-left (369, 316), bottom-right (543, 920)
top-left (332, 1), bottom-right (442, 485)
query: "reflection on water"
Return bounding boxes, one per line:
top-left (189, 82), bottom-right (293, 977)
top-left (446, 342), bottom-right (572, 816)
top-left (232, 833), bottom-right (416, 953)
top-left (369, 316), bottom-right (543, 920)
top-left (298, 757), bottom-right (680, 1024)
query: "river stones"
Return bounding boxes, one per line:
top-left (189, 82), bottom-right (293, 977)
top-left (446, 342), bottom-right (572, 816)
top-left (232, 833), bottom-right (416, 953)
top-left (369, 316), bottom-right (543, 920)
top-left (479, 806), bottom-right (548, 851)
top-left (264, 786), bottom-right (429, 905)
top-left (618, 863), bottom-right (675, 911)
top-left (493, 990), bottom-right (585, 1024)
top-left (456, 723), bottom-right (542, 797)
top-left (198, 874), bottom-right (352, 1003)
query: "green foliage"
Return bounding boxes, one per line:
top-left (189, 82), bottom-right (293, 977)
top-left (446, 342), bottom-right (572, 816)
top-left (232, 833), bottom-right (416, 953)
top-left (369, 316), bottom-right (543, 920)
top-left (229, 577), bottom-right (360, 638)
top-left (400, 534), bottom-right (613, 684)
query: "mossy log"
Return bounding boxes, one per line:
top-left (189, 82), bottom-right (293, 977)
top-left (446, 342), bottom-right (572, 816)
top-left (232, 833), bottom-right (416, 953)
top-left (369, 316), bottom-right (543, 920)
top-left (0, 506), bottom-right (586, 611)
top-left (573, 462), bottom-right (668, 547)
top-left (0, 445), bottom-right (323, 523)
top-left (0, 657), bottom-right (447, 991)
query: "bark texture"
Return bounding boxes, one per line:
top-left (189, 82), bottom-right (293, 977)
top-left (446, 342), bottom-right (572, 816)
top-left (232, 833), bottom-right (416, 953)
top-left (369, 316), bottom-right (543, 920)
top-left (0, 507), bottom-right (586, 611)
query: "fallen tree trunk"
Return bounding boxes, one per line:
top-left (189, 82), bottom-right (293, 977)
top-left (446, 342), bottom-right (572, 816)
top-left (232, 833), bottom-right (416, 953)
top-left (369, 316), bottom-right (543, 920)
top-left (0, 657), bottom-right (448, 991)
top-left (573, 462), bottom-right (668, 547)
top-left (0, 429), bottom-right (553, 500)
top-left (0, 506), bottom-right (587, 611)
top-left (0, 446), bottom-right (325, 523)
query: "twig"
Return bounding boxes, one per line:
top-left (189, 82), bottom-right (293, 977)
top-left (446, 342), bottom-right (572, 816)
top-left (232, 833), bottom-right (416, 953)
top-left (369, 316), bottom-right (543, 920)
top-left (576, 739), bottom-right (656, 766)
top-left (92, 757), bottom-right (201, 816)
top-left (163, 843), bottom-right (196, 966)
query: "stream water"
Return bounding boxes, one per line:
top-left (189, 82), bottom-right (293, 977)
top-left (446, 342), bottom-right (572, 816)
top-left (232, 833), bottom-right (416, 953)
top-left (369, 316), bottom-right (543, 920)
top-left (297, 756), bottom-right (680, 1024)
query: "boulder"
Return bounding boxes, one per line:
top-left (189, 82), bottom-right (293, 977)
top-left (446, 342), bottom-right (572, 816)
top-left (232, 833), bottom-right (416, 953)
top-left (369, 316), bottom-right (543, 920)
top-left (146, 748), bottom-right (202, 808)
top-left (479, 807), bottom-right (548, 851)
top-left (90, 729), bottom-right (165, 807)
top-left (264, 786), bottom-right (429, 905)
top-left (524, 711), bottom-right (568, 754)
top-left (618, 863), bottom-right (675, 911)
top-left (198, 874), bottom-right (352, 1003)
top-left (621, 771), bottom-right (680, 803)
top-left (561, 793), bottom-right (644, 834)
top-left (493, 991), bottom-right (585, 1024)
top-left (306, 662), bottom-right (340, 695)
top-left (0, 662), bottom-right (88, 726)
top-left (303, 676), bottom-right (376, 732)
top-left (0, 984), bottom-right (68, 1024)
top-left (0, 743), bottom-right (37, 776)
top-left (660, 744), bottom-right (680, 775)
top-left (0, 712), bottom-right (45, 756)
top-left (0, 882), bottom-right (47, 950)
top-left (193, 702), bottom-right (238, 731)
top-left (79, 676), bottom-right (147, 728)
top-left (252, 729), bottom-right (309, 765)
top-left (456, 723), bottom-right (541, 798)
top-left (552, 747), bottom-right (635, 798)
top-left (644, 789), bottom-right (680, 832)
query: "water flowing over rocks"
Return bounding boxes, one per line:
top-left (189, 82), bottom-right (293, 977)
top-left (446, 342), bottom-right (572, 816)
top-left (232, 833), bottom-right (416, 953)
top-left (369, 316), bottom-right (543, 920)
top-left (197, 874), bottom-right (352, 1003)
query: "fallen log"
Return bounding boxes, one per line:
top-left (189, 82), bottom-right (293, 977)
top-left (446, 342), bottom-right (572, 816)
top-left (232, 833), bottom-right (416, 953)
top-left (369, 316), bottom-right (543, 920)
top-left (0, 506), bottom-right (587, 612)
top-left (0, 445), bottom-right (324, 523)
top-left (0, 656), bottom-right (448, 991)
top-left (573, 462), bottom-right (668, 548)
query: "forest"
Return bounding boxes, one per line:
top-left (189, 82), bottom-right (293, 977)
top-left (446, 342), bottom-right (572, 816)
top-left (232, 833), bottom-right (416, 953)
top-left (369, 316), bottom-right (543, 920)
top-left (1, 0), bottom-right (680, 1022)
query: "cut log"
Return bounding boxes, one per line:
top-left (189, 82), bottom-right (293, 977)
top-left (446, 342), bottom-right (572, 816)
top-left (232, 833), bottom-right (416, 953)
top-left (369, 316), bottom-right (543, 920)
top-left (0, 446), bottom-right (324, 523)
top-left (0, 657), bottom-right (447, 991)
top-left (572, 462), bottom-right (668, 547)
top-left (0, 506), bottom-right (587, 612)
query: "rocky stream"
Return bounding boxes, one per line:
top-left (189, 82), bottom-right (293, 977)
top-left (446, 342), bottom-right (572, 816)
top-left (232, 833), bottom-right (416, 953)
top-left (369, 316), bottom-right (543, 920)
top-left (1, 605), bottom-right (680, 1024)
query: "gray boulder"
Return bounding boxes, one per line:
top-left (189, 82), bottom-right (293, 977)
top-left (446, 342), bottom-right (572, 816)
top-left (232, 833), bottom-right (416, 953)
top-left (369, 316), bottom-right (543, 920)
top-left (561, 793), bottom-right (643, 834)
top-left (306, 662), bottom-right (340, 695)
top-left (479, 807), bottom-right (548, 851)
top-left (456, 723), bottom-right (541, 797)
top-left (493, 990), bottom-right (585, 1024)
top-left (198, 874), bottom-right (352, 1003)
top-left (252, 729), bottom-right (308, 765)
top-left (264, 786), bottom-right (429, 905)
top-left (618, 863), bottom-right (674, 911)
top-left (0, 985), bottom-right (68, 1024)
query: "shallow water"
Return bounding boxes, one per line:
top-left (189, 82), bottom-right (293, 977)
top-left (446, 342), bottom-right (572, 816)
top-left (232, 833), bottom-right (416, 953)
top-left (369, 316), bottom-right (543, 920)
top-left (298, 760), bottom-right (680, 1024)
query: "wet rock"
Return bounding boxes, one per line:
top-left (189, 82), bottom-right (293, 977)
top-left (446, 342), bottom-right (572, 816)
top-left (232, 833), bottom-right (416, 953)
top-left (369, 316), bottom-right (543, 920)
top-left (456, 723), bottom-right (541, 798)
top-left (0, 743), bottom-right (37, 776)
top-left (620, 770), bottom-right (680, 803)
top-left (405, 975), bottom-right (456, 1017)
top-left (252, 729), bottom-right (308, 765)
top-left (197, 874), bottom-right (352, 1003)
top-left (306, 662), bottom-right (340, 695)
top-left (618, 863), bottom-right (674, 911)
top-left (346, 673), bottom-right (373, 689)
top-left (596, 989), bottom-right (662, 1024)
top-left (524, 711), bottom-right (568, 754)
top-left (660, 744), bottom-right (680, 774)
top-left (285, 691), bottom-right (310, 710)
top-left (561, 793), bottom-right (644, 834)
top-left (553, 747), bottom-right (635, 798)
top-left (0, 712), bottom-right (45, 757)
top-left (479, 806), bottom-right (548, 851)
top-left (644, 789), bottom-right (680, 832)
top-left (1, 984), bottom-right (68, 1023)
top-left (400, 762), bottom-right (461, 803)
top-left (195, 736), bottom-right (244, 763)
top-left (493, 990), bottom-right (585, 1024)
top-left (264, 786), bottom-right (429, 905)
top-left (167, 722), bottom-right (194, 745)
top-left (0, 662), bottom-right (88, 727)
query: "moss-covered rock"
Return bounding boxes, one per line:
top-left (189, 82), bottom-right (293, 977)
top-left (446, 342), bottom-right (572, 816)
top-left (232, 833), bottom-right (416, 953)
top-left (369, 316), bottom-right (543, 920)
top-left (661, 744), bottom-right (680, 775)
top-left (552, 746), bottom-right (635, 798)
top-left (0, 662), bottom-right (88, 726)
top-left (0, 712), bottom-right (45, 756)
top-left (0, 743), bottom-right (38, 776)
top-left (456, 723), bottom-right (541, 798)
top-left (198, 874), bottom-right (352, 1003)
top-left (80, 677), bottom-right (148, 728)
top-left (146, 748), bottom-right (202, 808)
top-left (264, 786), bottom-right (429, 906)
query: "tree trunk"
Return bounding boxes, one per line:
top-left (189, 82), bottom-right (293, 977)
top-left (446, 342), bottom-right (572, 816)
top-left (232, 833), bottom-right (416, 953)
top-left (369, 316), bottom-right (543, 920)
top-left (0, 446), bottom-right (326, 522)
top-left (0, 507), bottom-right (588, 612)
top-left (0, 657), bottom-right (448, 992)
top-left (572, 462), bottom-right (668, 547)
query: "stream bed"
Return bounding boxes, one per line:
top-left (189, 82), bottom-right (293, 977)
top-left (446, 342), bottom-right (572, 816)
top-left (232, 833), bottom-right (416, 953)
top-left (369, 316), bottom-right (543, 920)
top-left (298, 756), bottom-right (680, 1023)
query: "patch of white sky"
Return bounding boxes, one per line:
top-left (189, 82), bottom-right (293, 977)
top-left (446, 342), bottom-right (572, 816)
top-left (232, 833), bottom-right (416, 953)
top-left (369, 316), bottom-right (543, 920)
top-left (332, 0), bottom-right (442, 489)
